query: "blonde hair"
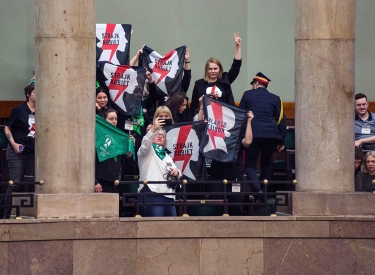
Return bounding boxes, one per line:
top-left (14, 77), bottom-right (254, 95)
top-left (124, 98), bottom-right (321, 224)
top-left (203, 57), bottom-right (223, 82)
top-left (152, 106), bottom-right (174, 124)
top-left (361, 151), bottom-right (375, 173)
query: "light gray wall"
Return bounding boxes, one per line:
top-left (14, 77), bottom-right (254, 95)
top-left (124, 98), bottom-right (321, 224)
top-left (355, 0), bottom-right (375, 98)
top-left (0, 0), bottom-right (35, 100)
top-left (95, 0), bottom-right (248, 101)
top-left (0, 0), bottom-right (374, 102)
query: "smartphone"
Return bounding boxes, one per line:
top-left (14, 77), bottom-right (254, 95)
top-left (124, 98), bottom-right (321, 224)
top-left (19, 146), bottom-right (24, 152)
top-left (163, 118), bottom-right (173, 127)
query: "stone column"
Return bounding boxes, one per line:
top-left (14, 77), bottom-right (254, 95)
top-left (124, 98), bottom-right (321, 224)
top-left (34, 0), bottom-right (118, 218)
top-left (295, 0), bottom-right (355, 193)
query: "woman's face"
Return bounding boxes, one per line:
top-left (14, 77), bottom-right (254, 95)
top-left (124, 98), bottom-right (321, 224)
top-left (207, 63), bottom-right (220, 81)
top-left (179, 99), bottom-right (187, 114)
top-left (365, 155), bottom-right (375, 174)
top-left (153, 129), bottom-right (166, 146)
top-left (96, 92), bottom-right (108, 108)
top-left (28, 90), bottom-right (36, 102)
top-left (158, 112), bottom-right (171, 120)
top-left (106, 111), bottom-right (118, 127)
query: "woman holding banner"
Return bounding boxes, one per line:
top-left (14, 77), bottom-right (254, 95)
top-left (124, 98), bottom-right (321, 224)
top-left (190, 32), bottom-right (242, 115)
top-left (207, 109), bottom-right (254, 216)
top-left (137, 114), bottom-right (181, 217)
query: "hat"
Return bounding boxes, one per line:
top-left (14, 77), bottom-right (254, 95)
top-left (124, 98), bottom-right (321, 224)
top-left (250, 72), bottom-right (271, 86)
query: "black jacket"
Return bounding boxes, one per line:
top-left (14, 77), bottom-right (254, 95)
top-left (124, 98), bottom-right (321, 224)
top-left (239, 87), bottom-right (286, 144)
top-left (190, 59), bottom-right (241, 115)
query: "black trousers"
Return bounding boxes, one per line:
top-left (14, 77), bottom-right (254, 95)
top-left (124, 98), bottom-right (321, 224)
top-left (244, 138), bottom-right (279, 191)
top-left (208, 176), bottom-right (244, 215)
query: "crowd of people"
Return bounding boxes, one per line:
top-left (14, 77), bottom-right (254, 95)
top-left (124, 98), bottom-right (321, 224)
top-left (3, 33), bottom-right (375, 219)
top-left (354, 93), bottom-right (375, 192)
top-left (93, 32), bottom-right (287, 217)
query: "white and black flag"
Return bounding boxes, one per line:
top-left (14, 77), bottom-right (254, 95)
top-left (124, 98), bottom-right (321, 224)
top-left (164, 121), bottom-right (206, 181)
top-left (200, 96), bottom-right (247, 163)
top-left (96, 62), bottom-right (146, 116)
top-left (96, 24), bottom-right (132, 65)
top-left (139, 45), bottom-right (186, 95)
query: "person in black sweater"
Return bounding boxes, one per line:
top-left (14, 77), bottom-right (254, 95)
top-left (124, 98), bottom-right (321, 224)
top-left (3, 80), bottom-right (36, 218)
top-left (190, 33), bottom-right (242, 116)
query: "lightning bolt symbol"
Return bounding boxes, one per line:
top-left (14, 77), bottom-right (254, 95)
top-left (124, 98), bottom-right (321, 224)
top-left (152, 49), bottom-right (174, 85)
top-left (207, 101), bottom-right (225, 151)
top-left (173, 125), bottom-right (193, 173)
top-left (107, 65), bottom-right (130, 102)
top-left (101, 24), bottom-right (119, 62)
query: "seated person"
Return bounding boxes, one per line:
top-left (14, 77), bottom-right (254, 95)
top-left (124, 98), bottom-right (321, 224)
top-left (355, 93), bottom-right (375, 150)
top-left (355, 151), bottom-right (375, 192)
top-left (137, 113), bottom-right (181, 217)
top-left (355, 146), bottom-right (364, 176)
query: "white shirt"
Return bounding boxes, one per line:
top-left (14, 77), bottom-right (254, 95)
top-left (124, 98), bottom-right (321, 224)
top-left (137, 130), bottom-right (181, 199)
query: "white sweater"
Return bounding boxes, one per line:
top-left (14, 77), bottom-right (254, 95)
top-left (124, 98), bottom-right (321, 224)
top-left (137, 130), bottom-right (181, 199)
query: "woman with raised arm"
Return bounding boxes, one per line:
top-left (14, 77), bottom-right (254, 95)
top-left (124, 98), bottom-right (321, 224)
top-left (137, 106), bottom-right (181, 217)
top-left (190, 33), bottom-right (242, 115)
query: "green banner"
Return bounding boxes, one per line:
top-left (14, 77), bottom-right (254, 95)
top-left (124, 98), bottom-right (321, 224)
top-left (95, 115), bottom-right (135, 162)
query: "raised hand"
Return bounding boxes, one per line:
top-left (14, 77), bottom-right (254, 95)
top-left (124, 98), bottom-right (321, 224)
top-left (185, 48), bottom-right (190, 61)
top-left (247, 110), bottom-right (254, 122)
top-left (145, 67), bottom-right (153, 83)
top-left (234, 32), bottom-right (241, 47)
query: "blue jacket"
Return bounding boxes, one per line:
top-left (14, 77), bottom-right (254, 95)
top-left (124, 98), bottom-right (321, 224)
top-left (239, 87), bottom-right (286, 144)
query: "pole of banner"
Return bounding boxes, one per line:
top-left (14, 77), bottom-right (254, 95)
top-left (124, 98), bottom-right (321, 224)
top-left (222, 179), bottom-right (229, 217)
top-left (182, 179), bottom-right (189, 217)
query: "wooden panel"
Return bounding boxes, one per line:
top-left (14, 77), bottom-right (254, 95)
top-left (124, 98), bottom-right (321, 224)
top-left (283, 102), bottom-right (295, 119)
top-left (0, 101), bottom-right (24, 118)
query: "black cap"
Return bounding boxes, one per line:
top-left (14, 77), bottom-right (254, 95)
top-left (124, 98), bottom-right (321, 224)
top-left (250, 72), bottom-right (271, 86)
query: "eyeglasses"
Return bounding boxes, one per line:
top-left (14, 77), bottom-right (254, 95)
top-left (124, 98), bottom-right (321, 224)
top-left (156, 133), bottom-right (166, 138)
top-left (356, 103), bottom-right (367, 107)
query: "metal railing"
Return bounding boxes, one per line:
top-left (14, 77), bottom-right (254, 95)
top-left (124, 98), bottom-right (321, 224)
top-left (0, 179), bottom-right (43, 219)
top-left (117, 179), bottom-right (297, 217)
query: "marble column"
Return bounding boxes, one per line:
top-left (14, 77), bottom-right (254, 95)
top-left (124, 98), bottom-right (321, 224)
top-left (295, 0), bottom-right (355, 193)
top-left (34, 0), bottom-right (118, 218)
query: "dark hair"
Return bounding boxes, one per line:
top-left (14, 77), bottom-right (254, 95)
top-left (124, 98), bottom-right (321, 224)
top-left (164, 92), bottom-right (189, 121)
top-left (96, 86), bottom-right (109, 96)
top-left (355, 146), bottom-right (364, 160)
top-left (99, 107), bottom-right (116, 119)
top-left (24, 83), bottom-right (35, 102)
top-left (355, 93), bottom-right (367, 101)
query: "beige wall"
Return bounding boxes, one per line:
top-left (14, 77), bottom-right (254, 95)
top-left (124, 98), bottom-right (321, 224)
top-left (0, 0), bottom-right (374, 102)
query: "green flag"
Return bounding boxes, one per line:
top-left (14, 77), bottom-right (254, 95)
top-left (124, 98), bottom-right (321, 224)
top-left (96, 115), bottom-right (135, 162)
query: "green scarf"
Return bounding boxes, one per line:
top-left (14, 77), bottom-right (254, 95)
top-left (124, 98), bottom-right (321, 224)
top-left (131, 106), bottom-right (145, 135)
top-left (152, 144), bottom-right (166, 160)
